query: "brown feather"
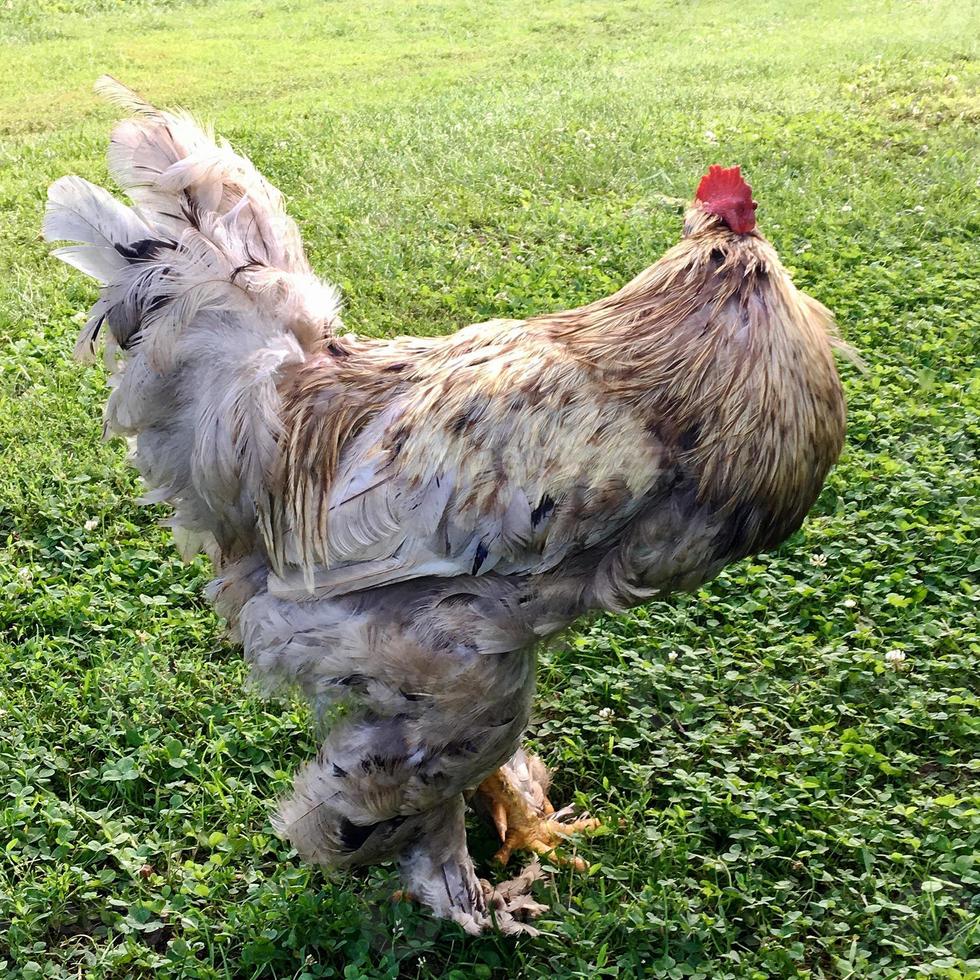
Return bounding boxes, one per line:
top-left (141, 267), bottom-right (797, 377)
top-left (273, 211), bottom-right (845, 572)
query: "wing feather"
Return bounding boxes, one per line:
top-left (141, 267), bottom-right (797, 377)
top-left (269, 322), bottom-right (671, 598)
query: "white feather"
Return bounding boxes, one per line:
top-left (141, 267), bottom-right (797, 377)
top-left (43, 175), bottom-right (149, 248)
top-left (47, 79), bottom-right (341, 576)
top-left (50, 245), bottom-right (128, 283)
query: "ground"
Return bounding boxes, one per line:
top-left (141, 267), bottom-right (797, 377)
top-left (0, 0), bottom-right (978, 977)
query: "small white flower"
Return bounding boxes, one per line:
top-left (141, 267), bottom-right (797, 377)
top-left (18, 567), bottom-right (32, 581)
top-left (885, 650), bottom-right (906, 666)
top-left (667, 651), bottom-right (678, 662)
top-left (597, 707), bottom-right (614, 721)
top-left (84, 518), bottom-right (98, 531)
top-left (704, 129), bottom-right (718, 145)
top-left (843, 599), bottom-right (856, 609)
top-left (810, 552), bottom-right (827, 566)
top-left (912, 205), bottom-right (925, 213)
top-left (840, 204), bottom-right (853, 213)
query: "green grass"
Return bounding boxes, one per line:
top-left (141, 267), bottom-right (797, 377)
top-left (1, 0), bottom-right (979, 976)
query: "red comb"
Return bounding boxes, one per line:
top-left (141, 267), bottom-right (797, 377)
top-left (695, 165), bottom-right (757, 234)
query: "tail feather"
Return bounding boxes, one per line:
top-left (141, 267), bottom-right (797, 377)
top-left (43, 78), bottom-right (343, 568)
top-left (43, 79), bottom-right (341, 365)
top-left (97, 76), bottom-right (307, 272)
top-left (94, 75), bottom-right (160, 116)
top-left (43, 175), bottom-right (150, 261)
top-left (49, 244), bottom-right (128, 285)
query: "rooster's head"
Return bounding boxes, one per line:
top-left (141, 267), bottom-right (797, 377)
top-left (694, 164), bottom-right (757, 235)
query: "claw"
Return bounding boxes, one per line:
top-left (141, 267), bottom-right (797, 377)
top-left (479, 859), bottom-right (549, 934)
top-left (477, 751), bottom-right (601, 870)
top-left (493, 814), bottom-right (601, 871)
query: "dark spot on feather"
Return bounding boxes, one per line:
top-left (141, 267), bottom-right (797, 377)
top-left (360, 751), bottom-right (403, 774)
top-left (530, 493), bottom-right (556, 527)
top-left (383, 362), bottom-right (407, 372)
top-left (338, 815), bottom-right (404, 853)
top-left (332, 763), bottom-right (348, 778)
top-left (451, 395), bottom-right (491, 434)
top-left (230, 263), bottom-right (257, 283)
top-left (326, 341), bottom-right (349, 358)
top-left (445, 738), bottom-right (479, 756)
top-left (84, 314), bottom-right (106, 348)
top-left (330, 673), bottom-right (367, 689)
top-left (114, 238), bottom-right (175, 262)
top-left (587, 421), bottom-right (610, 446)
top-left (116, 330), bottom-right (139, 352)
top-left (386, 425), bottom-right (408, 457)
top-left (519, 381), bottom-right (546, 407)
top-left (400, 688), bottom-right (423, 702)
top-left (471, 540), bottom-right (490, 575)
top-left (146, 288), bottom-right (170, 315)
top-left (179, 198), bottom-right (205, 231)
top-left (338, 817), bottom-right (374, 851)
top-left (679, 425), bottom-right (701, 452)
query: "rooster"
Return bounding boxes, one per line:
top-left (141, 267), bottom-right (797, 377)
top-left (44, 78), bottom-right (847, 935)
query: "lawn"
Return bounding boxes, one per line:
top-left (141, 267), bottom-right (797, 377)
top-left (1, 0), bottom-right (978, 977)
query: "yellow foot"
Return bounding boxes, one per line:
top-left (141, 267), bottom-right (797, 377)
top-left (477, 750), bottom-right (600, 871)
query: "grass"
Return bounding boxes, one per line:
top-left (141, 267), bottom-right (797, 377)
top-left (1, 0), bottom-right (978, 976)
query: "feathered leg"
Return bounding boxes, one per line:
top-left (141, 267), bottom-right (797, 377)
top-left (397, 795), bottom-right (547, 935)
top-left (245, 581), bottom-right (555, 933)
top-left (273, 707), bottom-right (550, 933)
